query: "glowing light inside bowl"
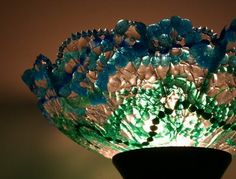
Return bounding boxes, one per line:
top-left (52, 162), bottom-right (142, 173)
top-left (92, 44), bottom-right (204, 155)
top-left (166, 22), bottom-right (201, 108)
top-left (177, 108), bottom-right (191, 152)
top-left (22, 16), bottom-right (236, 158)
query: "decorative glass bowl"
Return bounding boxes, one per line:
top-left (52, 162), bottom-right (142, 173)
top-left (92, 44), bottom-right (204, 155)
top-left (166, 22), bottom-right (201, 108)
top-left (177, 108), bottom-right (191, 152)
top-left (22, 16), bottom-right (236, 159)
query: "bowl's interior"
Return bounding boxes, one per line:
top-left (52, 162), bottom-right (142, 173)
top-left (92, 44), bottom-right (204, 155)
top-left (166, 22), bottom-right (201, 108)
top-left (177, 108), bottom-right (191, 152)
top-left (22, 16), bottom-right (236, 158)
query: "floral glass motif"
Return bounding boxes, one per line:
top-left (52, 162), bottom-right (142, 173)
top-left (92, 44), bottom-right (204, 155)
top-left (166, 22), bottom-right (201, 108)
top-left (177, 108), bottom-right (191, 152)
top-left (23, 16), bottom-right (236, 158)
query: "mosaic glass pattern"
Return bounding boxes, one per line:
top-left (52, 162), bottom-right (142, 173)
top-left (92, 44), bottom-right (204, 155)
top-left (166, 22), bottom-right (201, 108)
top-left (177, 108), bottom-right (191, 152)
top-left (22, 16), bottom-right (236, 158)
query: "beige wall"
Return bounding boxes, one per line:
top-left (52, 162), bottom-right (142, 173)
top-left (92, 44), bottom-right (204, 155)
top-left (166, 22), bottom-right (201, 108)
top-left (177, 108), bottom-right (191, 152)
top-left (0, 0), bottom-right (235, 178)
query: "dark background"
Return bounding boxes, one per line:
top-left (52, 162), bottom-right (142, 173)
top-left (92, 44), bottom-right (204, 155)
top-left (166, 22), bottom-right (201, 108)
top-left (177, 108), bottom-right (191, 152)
top-left (1, 0), bottom-right (236, 178)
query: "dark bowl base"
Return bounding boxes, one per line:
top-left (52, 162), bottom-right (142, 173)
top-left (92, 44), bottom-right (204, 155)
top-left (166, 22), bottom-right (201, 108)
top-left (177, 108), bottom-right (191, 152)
top-left (112, 147), bottom-right (232, 179)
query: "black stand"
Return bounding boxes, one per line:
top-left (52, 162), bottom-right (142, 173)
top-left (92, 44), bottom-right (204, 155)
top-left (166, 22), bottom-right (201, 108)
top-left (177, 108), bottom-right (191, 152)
top-left (112, 147), bottom-right (232, 179)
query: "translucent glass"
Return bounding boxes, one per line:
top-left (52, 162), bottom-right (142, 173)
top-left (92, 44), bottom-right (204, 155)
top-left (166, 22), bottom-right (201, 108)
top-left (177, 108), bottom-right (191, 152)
top-left (22, 16), bottom-right (236, 158)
